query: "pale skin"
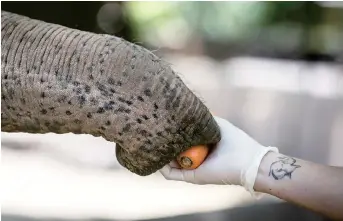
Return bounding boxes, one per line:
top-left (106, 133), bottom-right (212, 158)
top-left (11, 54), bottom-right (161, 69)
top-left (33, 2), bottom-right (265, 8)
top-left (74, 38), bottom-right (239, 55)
top-left (255, 151), bottom-right (343, 220)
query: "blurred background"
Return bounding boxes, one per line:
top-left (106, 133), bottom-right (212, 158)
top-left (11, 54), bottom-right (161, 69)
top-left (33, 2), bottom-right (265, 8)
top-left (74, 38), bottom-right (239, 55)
top-left (2, 1), bottom-right (343, 221)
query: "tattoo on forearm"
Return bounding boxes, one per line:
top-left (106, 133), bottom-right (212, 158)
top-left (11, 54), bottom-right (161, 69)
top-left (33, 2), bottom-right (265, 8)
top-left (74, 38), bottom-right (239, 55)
top-left (269, 156), bottom-right (301, 180)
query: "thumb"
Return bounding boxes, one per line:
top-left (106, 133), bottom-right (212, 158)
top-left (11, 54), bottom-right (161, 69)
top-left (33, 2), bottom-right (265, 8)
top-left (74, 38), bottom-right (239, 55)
top-left (160, 164), bottom-right (196, 183)
top-left (160, 164), bottom-right (186, 181)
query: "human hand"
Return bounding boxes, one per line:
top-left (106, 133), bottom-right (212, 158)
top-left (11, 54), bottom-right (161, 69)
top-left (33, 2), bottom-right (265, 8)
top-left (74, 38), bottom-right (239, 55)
top-left (160, 116), bottom-right (278, 196)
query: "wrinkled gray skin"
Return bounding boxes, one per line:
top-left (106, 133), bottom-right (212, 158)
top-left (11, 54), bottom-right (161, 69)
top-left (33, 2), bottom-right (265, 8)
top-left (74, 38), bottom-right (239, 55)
top-left (1, 11), bottom-right (221, 176)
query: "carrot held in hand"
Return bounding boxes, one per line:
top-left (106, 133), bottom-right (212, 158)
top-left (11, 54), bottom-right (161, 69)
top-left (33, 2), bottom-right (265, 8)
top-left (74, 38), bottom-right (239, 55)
top-left (177, 145), bottom-right (209, 169)
top-left (177, 112), bottom-right (215, 169)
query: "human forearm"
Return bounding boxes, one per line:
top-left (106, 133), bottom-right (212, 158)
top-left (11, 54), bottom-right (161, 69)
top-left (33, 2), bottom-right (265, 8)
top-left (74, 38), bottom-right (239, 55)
top-left (254, 151), bottom-right (343, 220)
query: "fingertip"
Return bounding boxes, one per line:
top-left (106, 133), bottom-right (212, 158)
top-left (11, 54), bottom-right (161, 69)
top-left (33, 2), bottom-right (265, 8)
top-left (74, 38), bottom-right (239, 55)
top-left (159, 164), bottom-right (186, 181)
top-left (169, 160), bottom-right (181, 168)
top-left (159, 164), bottom-right (171, 177)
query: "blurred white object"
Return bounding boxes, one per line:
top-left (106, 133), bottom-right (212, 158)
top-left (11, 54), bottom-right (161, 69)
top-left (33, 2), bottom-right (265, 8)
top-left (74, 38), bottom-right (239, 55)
top-left (1, 132), bottom-right (259, 220)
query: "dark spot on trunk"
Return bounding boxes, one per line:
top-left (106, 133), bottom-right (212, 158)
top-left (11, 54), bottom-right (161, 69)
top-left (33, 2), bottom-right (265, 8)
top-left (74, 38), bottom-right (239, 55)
top-left (40, 109), bottom-right (47, 114)
top-left (122, 124), bottom-right (131, 132)
top-left (145, 140), bottom-right (152, 145)
top-left (57, 95), bottom-right (67, 103)
top-left (153, 113), bottom-right (158, 119)
top-left (87, 112), bottom-right (92, 118)
top-left (165, 128), bottom-right (172, 133)
top-left (108, 78), bottom-right (115, 85)
top-left (41, 92), bottom-right (46, 98)
top-left (137, 96), bottom-right (144, 102)
top-left (73, 81), bottom-right (80, 86)
top-left (49, 107), bottom-right (55, 111)
top-left (75, 87), bottom-right (82, 94)
top-left (144, 89), bottom-right (152, 97)
top-left (68, 100), bottom-right (72, 105)
top-left (136, 118), bottom-right (142, 124)
top-left (78, 95), bottom-right (86, 106)
top-left (66, 110), bottom-right (72, 115)
top-left (116, 139), bottom-right (124, 144)
top-left (118, 97), bottom-right (126, 103)
top-left (85, 85), bottom-right (91, 93)
top-left (100, 126), bottom-right (105, 130)
top-left (110, 88), bottom-right (116, 93)
top-left (154, 103), bottom-right (158, 110)
top-left (117, 106), bottom-right (125, 112)
top-left (97, 107), bottom-right (105, 113)
top-left (90, 97), bottom-right (98, 105)
top-left (140, 129), bottom-right (148, 136)
top-left (103, 102), bottom-right (114, 110)
top-left (4, 75), bottom-right (8, 79)
top-left (97, 83), bottom-right (107, 96)
top-left (20, 98), bottom-right (26, 104)
top-left (89, 74), bottom-right (94, 80)
top-left (142, 115), bottom-right (149, 120)
top-left (173, 97), bottom-right (181, 109)
top-left (106, 121), bottom-right (111, 126)
top-left (8, 88), bottom-right (14, 99)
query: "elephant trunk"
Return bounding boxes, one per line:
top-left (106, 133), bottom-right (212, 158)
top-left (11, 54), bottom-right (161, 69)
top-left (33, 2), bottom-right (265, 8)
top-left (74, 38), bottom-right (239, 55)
top-left (1, 11), bottom-right (221, 176)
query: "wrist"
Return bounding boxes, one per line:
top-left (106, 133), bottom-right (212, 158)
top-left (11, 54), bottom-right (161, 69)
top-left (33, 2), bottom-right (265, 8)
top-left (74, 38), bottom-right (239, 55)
top-left (253, 151), bottom-right (279, 193)
top-left (241, 146), bottom-right (279, 197)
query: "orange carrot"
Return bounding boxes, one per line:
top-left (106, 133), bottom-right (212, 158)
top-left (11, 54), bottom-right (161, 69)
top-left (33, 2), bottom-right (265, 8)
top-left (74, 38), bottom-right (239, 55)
top-left (177, 145), bottom-right (209, 169)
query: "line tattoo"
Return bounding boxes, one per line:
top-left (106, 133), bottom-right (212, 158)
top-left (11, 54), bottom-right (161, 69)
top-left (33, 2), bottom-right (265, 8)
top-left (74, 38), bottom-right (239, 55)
top-left (269, 156), bottom-right (301, 180)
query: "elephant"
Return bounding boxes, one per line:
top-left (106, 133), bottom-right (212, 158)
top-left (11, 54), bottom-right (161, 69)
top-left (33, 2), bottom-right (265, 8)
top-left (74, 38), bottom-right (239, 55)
top-left (1, 10), bottom-right (221, 176)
